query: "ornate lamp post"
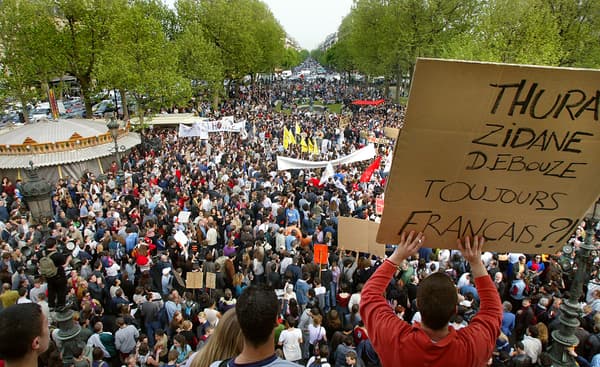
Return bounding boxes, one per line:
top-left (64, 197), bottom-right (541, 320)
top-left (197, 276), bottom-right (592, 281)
top-left (106, 116), bottom-right (126, 187)
top-left (549, 219), bottom-right (598, 366)
top-left (21, 161), bottom-right (53, 238)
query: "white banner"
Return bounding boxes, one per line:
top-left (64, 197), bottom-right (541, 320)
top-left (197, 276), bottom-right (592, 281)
top-left (277, 144), bottom-right (376, 170)
top-left (178, 116), bottom-right (246, 139)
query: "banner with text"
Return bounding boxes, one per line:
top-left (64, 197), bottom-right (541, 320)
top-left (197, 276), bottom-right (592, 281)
top-left (377, 58), bottom-right (600, 253)
top-left (178, 116), bottom-right (245, 139)
top-left (277, 144), bottom-right (376, 170)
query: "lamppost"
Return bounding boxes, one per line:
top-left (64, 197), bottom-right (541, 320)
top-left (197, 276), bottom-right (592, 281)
top-left (106, 116), bottom-right (126, 187)
top-left (21, 161), bottom-right (53, 240)
top-left (549, 219), bottom-right (598, 366)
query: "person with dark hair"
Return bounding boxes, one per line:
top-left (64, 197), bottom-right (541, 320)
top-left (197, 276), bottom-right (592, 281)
top-left (115, 317), bottom-right (139, 361)
top-left (43, 237), bottom-right (71, 310)
top-left (360, 233), bottom-right (502, 367)
top-left (213, 284), bottom-right (296, 366)
top-left (0, 303), bottom-right (50, 367)
top-left (509, 341), bottom-right (533, 367)
top-left (277, 316), bottom-right (302, 363)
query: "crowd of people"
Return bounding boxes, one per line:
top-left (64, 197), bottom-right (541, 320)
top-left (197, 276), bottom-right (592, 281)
top-left (0, 73), bottom-right (599, 367)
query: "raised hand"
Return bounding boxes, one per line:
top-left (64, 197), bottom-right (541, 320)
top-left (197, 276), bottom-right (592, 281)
top-left (389, 231), bottom-right (424, 265)
top-left (457, 236), bottom-right (486, 278)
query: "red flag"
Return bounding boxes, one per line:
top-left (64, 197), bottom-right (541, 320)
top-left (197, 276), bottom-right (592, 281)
top-left (360, 156), bottom-right (382, 183)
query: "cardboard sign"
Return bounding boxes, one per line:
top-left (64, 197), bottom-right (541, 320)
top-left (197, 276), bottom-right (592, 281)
top-left (187, 272), bottom-right (203, 289)
top-left (313, 244), bottom-right (329, 264)
top-left (384, 127), bottom-right (400, 140)
top-left (205, 272), bottom-right (216, 289)
top-left (178, 211), bottom-right (191, 224)
top-left (174, 231), bottom-right (188, 246)
top-left (338, 217), bottom-right (386, 258)
top-left (377, 58), bottom-right (600, 253)
top-left (375, 198), bottom-right (385, 215)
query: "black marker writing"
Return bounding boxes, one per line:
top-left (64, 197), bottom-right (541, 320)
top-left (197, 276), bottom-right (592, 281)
top-left (472, 123), bottom-right (593, 153)
top-left (423, 179), bottom-right (566, 211)
top-left (490, 80), bottom-right (600, 121)
top-left (466, 151), bottom-right (586, 179)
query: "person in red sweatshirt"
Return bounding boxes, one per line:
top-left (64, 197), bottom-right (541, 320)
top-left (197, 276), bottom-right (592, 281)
top-left (360, 232), bottom-right (502, 367)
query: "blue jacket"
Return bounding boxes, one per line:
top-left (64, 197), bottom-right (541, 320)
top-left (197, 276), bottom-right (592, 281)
top-left (501, 311), bottom-right (516, 336)
top-left (295, 279), bottom-right (310, 306)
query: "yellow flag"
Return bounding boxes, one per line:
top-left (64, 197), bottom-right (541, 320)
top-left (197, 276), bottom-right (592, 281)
top-left (301, 137), bottom-right (308, 152)
top-left (295, 121), bottom-right (301, 135)
top-left (288, 127), bottom-right (297, 145)
top-left (313, 138), bottom-right (320, 155)
top-left (308, 139), bottom-right (314, 154)
top-left (283, 127), bottom-right (290, 149)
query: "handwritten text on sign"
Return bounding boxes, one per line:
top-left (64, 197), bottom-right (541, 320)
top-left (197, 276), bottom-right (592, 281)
top-left (377, 59), bottom-right (600, 253)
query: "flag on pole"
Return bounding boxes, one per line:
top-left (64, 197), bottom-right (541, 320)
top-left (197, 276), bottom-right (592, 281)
top-left (312, 138), bottom-right (320, 155)
top-left (301, 137), bottom-right (308, 152)
top-left (320, 162), bottom-right (335, 185)
top-left (360, 156), bottom-right (382, 183)
top-left (286, 127), bottom-right (297, 145)
top-left (283, 127), bottom-right (290, 149)
top-left (295, 121), bottom-right (301, 135)
top-left (308, 139), bottom-right (314, 154)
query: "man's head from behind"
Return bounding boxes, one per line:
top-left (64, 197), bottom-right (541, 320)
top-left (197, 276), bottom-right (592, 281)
top-left (0, 303), bottom-right (49, 361)
top-left (417, 272), bottom-right (458, 330)
top-left (236, 284), bottom-right (278, 348)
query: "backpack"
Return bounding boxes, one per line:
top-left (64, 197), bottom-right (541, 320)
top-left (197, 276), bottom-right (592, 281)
top-left (39, 251), bottom-right (58, 278)
top-left (158, 305), bottom-right (169, 327)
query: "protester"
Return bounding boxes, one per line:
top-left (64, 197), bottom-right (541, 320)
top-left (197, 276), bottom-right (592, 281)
top-left (212, 284), bottom-right (297, 366)
top-left (0, 71), bottom-right (597, 367)
top-left (0, 303), bottom-right (50, 367)
top-left (360, 234), bottom-right (502, 366)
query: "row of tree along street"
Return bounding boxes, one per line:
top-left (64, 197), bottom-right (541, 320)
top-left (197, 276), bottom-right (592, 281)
top-left (313, 0), bottom-right (600, 100)
top-left (0, 0), bottom-right (308, 123)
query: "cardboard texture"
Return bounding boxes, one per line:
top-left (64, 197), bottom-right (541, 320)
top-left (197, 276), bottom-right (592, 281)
top-left (187, 272), bottom-right (203, 289)
top-left (338, 217), bottom-right (386, 257)
top-left (384, 127), bottom-right (400, 140)
top-left (314, 244), bottom-right (329, 264)
top-left (377, 58), bottom-right (600, 252)
top-left (205, 272), bottom-right (216, 289)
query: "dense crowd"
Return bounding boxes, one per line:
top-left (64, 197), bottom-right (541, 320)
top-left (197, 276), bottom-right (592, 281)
top-left (0, 75), bottom-right (599, 367)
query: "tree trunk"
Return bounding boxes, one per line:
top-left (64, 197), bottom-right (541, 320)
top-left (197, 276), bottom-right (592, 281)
top-left (212, 89), bottom-right (219, 111)
top-left (79, 77), bottom-right (93, 118)
top-left (395, 71), bottom-right (402, 104)
top-left (138, 107), bottom-right (145, 125)
top-left (20, 95), bottom-right (30, 124)
top-left (120, 88), bottom-right (129, 121)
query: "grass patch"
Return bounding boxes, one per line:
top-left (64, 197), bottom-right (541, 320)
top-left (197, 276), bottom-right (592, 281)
top-left (327, 103), bottom-right (342, 114)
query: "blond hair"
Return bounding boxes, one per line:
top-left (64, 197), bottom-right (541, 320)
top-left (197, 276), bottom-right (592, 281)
top-left (189, 310), bottom-right (243, 367)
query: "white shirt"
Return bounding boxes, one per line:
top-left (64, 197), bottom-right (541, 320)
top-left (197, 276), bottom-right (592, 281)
top-left (308, 324), bottom-right (326, 344)
top-left (278, 327), bottom-right (303, 362)
top-left (522, 335), bottom-right (542, 363)
top-left (348, 293), bottom-right (361, 312)
top-left (206, 228), bottom-right (218, 246)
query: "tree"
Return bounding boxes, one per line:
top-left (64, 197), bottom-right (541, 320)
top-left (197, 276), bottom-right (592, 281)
top-left (175, 0), bottom-right (225, 104)
top-left (96, 0), bottom-right (191, 123)
top-left (547, 0), bottom-right (600, 68)
top-left (443, 0), bottom-right (563, 65)
top-left (54, 0), bottom-right (120, 117)
top-left (341, 0), bottom-right (478, 102)
top-left (0, 0), bottom-right (62, 122)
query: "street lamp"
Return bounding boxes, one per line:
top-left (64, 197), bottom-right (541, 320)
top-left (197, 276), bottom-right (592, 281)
top-left (21, 161), bottom-right (53, 239)
top-left (106, 116), bottom-right (126, 187)
top-left (549, 219), bottom-right (598, 366)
